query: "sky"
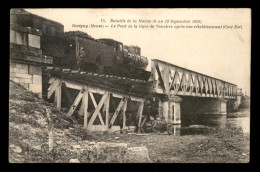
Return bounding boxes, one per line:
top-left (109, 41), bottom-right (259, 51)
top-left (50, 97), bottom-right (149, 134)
top-left (25, 8), bottom-right (251, 96)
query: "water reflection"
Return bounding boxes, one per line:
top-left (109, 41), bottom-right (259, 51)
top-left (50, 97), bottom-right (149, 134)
top-left (175, 110), bottom-right (250, 136)
top-left (225, 117), bottom-right (250, 134)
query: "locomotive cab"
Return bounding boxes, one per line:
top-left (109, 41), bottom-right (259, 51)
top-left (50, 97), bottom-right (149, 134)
top-left (98, 39), bottom-right (124, 65)
top-left (98, 39), bottom-right (123, 52)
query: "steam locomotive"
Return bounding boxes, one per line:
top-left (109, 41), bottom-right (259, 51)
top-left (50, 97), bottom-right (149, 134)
top-left (63, 31), bottom-right (151, 81)
top-left (10, 9), bottom-right (151, 81)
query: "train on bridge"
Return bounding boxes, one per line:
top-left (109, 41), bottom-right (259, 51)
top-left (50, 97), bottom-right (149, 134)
top-left (10, 9), bottom-right (151, 81)
top-left (63, 31), bottom-right (150, 81)
top-left (10, 9), bottom-right (240, 133)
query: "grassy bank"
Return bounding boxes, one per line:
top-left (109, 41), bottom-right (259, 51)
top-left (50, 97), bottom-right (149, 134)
top-left (9, 81), bottom-right (249, 163)
top-left (82, 127), bottom-right (249, 163)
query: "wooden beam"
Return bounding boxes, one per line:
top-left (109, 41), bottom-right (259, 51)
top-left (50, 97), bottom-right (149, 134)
top-left (88, 87), bottom-right (106, 95)
top-left (78, 102), bottom-right (84, 116)
top-left (141, 115), bottom-right (147, 128)
top-left (89, 92), bottom-right (105, 126)
top-left (62, 80), bottom-right (84, 90)
top-left (62, 82), bottom-right (74, 108)
top-left (47, 78), bottom-right (60, 99)
top-left (109, 96), bottom-right (128, 128)
top-left (105, 93), bottom-right (110, 127)
top-left (48, 77), bottom-right (56, 84)
top-left (88, 91), bottom-right (109, 128)
top-left (111, 92), bottom-right (125, 99)
top-left (83, 89), bottom-right (89, 128)
top-left (129, 96), bottom-right (144, 103)
top-left (54, 82), bottom-right (62, 110)
top-left (112, 92), bottom-right (144, 102)
top-left (122, 98), bottom-right (127, 129)
top-left (64, 79), bottom-right (107, 95)
top-left (137, 101), bottom-right (144, 133)
top-left (46, 108), bottom-right (54, 153)
top-left (66, 89), bottom-right (85, 117)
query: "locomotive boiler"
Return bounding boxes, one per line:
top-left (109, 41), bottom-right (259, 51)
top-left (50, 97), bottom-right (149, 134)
top-left (63, 31), bottom-right (151, 81)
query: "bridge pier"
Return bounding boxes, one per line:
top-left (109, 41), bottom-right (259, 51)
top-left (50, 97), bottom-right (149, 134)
top-left (203, 98), bottom-right (228, 115)
top-left (158, 95), bottom-right (182, 124)
top-left (181, 97), bottom-right (228, 115)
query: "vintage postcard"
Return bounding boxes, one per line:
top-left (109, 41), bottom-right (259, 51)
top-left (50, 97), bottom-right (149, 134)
top-left (9, 8), bottom-right (250, 163)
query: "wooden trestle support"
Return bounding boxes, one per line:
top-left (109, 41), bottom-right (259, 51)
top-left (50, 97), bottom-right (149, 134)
top-left (47, 77), bottom-right (146, 133)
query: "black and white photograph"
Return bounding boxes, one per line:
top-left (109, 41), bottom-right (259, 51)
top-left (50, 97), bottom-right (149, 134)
top-left (9, 8), bottom-right (250, 163)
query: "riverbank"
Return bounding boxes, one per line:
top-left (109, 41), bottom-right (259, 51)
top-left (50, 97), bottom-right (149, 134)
top-left (84, 127), bottom-right (249, 163)
top-left (227, 108), bottom-right (250, 118)
top-left (9, 81), bottom-right (249, 163)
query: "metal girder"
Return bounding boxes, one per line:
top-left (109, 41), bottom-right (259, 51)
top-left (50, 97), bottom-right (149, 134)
top-left (152, 60), bottom-right (237, 99)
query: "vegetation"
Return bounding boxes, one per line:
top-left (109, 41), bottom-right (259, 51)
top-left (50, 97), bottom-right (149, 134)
top-left (239, 96), bottom-right (250, 109)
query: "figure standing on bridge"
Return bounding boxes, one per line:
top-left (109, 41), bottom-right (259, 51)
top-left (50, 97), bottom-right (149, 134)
top-left (96, 51), bottom-right (104, 73)
top-left (77, 46), bottom-right (86, 72)
top-left (96, 51), bottom-right (102, 65)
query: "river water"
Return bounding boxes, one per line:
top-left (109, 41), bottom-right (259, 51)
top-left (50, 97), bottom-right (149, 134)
top-left (172, 109), bottom-right (250, 136)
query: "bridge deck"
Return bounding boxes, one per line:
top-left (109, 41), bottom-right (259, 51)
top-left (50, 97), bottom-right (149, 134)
top-left (43, 67), bottom-right (154, 98)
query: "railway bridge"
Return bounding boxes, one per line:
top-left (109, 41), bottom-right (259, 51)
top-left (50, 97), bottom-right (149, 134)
top-left (10, 9), bottom-right (242, 133)
top-left (150, 59), bottom-right (239, 124)
top-left (44, 59), bottom-right (240, 133)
